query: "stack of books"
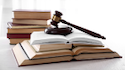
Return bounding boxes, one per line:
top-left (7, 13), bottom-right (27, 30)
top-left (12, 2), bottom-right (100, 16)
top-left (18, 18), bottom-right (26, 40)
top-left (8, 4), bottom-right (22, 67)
top-left (7, 10), bottom-right (51, 44)
top-left (12, 31), bottom-right (122, 66)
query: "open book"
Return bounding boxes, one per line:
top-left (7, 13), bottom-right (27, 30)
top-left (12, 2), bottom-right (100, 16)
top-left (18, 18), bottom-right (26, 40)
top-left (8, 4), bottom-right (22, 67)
top-left (30, 31), bottom-right (104, 46)
top-left (20, 40), bottom-right (73, 59)
top-left (32, 43), bottom-right (72, 52)
top-left (12, 40), bottom-right (122, 66)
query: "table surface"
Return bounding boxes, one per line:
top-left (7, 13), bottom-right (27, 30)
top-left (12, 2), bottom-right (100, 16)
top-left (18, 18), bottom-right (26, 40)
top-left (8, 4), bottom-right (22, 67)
top-left (0, 37), bottom-right (124, 70)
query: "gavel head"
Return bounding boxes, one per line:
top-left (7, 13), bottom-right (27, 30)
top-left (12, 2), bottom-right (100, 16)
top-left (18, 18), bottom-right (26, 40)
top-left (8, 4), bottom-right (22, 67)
top-left (51, 11), bottom-right (63, 28)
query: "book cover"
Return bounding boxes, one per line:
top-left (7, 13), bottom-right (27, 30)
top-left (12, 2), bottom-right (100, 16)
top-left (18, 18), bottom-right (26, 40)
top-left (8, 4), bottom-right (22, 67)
top-left (13, 9), bottom-right (51, 19)
top-left (9, 38), bottom-right (30, 45)
top-left (12, 18), bottom-right (48, 25)
top-left (7, 33), bottom-right (31, 38)
top-left (7, 28), bottom-right (45, 33)
top-left (7, 22), bottom-right (49, 29)
top-left (13, 9), bottom-right (51, 13)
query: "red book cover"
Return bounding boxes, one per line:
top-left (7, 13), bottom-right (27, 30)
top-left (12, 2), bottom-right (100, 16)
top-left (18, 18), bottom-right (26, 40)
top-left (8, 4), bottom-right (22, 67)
top-left (7, 33), bottom-right (31, 38)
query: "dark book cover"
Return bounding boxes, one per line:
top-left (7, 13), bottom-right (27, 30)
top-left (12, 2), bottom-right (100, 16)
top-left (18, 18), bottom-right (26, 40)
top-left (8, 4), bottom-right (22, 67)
top-left (7, 33), bottom-right (31, 38)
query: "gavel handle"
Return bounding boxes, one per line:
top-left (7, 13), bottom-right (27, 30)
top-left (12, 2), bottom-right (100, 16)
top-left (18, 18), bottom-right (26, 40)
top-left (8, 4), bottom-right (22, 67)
top-left (60, 19), bottom-right (106, 39)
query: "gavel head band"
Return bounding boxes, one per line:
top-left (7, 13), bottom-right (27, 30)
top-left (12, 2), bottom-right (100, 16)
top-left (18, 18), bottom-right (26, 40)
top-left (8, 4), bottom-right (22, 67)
top-left (52, 15), bottom-right (61, 22)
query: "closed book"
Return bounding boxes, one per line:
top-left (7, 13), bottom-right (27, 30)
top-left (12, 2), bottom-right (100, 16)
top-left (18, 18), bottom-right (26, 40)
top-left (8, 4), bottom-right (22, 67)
top-left (7, 33), bottom-right (31, 38)
top-left (7, 22), bottom-right (49, 29)
top-left (7, 28), bottom-right (45, 33)
top-left (12, 18), bottom-right (48, 25)
top-left (9, 38), bottom-right (30, 45)
top-left (13, 9), bottom-right (51, 19)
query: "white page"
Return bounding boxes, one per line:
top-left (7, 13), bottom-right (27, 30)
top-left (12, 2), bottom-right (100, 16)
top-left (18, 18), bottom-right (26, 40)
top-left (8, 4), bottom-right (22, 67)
top-left (66, 32), bottom-right (103, 45)
top-left (30, 31), bottom-right (68, 45)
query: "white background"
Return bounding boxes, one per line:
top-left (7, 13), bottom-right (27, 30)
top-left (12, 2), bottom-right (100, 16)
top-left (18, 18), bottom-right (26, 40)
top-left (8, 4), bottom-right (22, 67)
top-left (0, 0), bottom-right (125, 51)
top-left (0, 0), bottom-right (125, 49)
top-left (0, 0), bottom-right (125, 41)
top-left (0, 0), bottom-right (125, 70)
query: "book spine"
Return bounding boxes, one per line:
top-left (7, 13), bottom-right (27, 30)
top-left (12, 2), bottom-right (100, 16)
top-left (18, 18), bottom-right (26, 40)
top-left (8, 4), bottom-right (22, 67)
top-left (7, 28), bottom-right (45, 33)
top-left (9, 38), bottom-right (30, 45)
top-left (14, 12), bottom-right (51, 20)
top-left (7, 33), bottom-right (31, 38)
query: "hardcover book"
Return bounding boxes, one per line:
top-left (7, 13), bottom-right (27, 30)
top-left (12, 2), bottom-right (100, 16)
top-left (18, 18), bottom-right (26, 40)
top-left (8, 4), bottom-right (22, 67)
top-left (20, 40), bottom-right (73, 59)
top-left (12, 44), bottom-right (73, 66)
top-left (32, 42), bottom-right (72, 52)
top-left (12, 18), bottom-right (48, 25)
top-left (7, 28), bottom-right (45, 33)
top-left (7, 22), bottom-right (49, 29)
top-left (9, 38), bottom-right (30, 45)
top-left (12, 40), bottom-right (122, 66)
top-left (13, 10), bottom-right (51, 19)
top-left (7, 33), bottom-right (31, 38)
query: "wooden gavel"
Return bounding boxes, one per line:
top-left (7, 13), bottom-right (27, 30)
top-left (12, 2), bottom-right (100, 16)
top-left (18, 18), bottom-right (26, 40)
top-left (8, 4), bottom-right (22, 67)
top-left (47, 11), bottom-right (106, 39)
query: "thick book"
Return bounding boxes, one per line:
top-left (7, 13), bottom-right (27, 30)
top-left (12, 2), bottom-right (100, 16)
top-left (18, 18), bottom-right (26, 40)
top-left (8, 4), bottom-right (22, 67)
top-left (30, 31), bottom-right (104, 47)
top-left (21, 40), bottom-right (73, 59)
top-left (31, 41), bottom-right (103, 52)
top-left (9, 38), bottom-right (30, 45)
top-left (20, 40), bottom-right (119, 60)
top-left (12, 44), bottom-right (73, 66)
top-left (31, 42), bottom-right (72, 52)
top-left (7, 22), bottom-right (49, 29)
top-left (13, 10), bottom-right (51, 19)
top-left (7, 33), bottom-right (31, 38)
top-left (7, 28), bottom-right (45, 33)
top-left (12, 40), bottom-right (122, 66)
top-left (12, 18), bottom-right (48, 25)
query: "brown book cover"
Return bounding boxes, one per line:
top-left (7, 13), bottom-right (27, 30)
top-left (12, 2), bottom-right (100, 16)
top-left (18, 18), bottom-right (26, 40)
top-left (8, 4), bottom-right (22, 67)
top-left (9, 38), bottom-right (30, 45)
top-left (13, 9), bottom-right (51, 19)
top-left (7, 28), bottom-right (45, 33)
top-left (13, 9), bottom-right (51, 12)
top-left (12, 18), bottom-right (48, 25)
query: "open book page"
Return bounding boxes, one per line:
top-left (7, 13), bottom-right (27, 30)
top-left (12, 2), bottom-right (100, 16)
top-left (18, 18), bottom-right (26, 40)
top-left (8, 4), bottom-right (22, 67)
top-left (72, 47), bottom-right (113, 55)
top-left (30, 31), bottom-right (67, 45)
top-left (66, 32), bottom-right (103, 45)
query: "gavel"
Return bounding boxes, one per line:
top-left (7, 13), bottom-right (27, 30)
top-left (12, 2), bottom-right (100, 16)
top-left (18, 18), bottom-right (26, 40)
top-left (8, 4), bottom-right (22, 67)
top-left (45, 11), bottom-right (106, 39)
